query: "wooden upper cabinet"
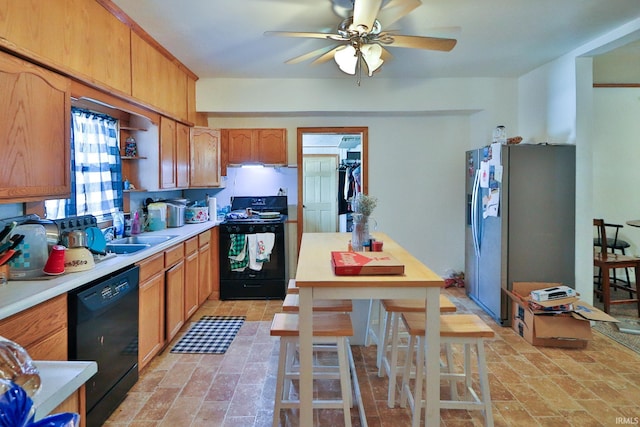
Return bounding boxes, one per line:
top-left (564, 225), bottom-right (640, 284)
top-left (131, 32), bottom-right (188, 121)
top-left (190, 127), bottom-right (221, 187)
top-left (227, 129), bottom-right (254, 164)
top-left (160, 117), bottom-right (177, 189)
top-left (258, 129), bottom-right (287, 164)
top-left (176, 123), bottom-right (190, 188)
top-left (226, 128), bottom-right (287, 166)
top-left (0, 0), bottom-right (66, 63)
top-left (0, 0), bottom-right (131, 94)
top-left (64, 0), bottom-right (131, 93)
top-left (0, 50), bottom-right (71, 201)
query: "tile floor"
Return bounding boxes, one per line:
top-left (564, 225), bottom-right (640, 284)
top-left (104, 287), bottom-right (640, 427)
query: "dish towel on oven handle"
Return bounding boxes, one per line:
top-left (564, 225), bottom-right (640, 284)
top-left (229, 234), bottom-right (248, 271)
top-left (248, 233), bottom-right (275, 271)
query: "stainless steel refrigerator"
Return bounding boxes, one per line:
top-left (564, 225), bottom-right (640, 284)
top-left (465, 143), bottom-right (575, 325)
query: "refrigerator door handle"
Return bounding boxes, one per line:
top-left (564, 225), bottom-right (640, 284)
top-left (471, 169), bottom-right (481, 257)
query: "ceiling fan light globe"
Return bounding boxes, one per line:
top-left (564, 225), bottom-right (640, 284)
top-left (334, 45), bottom-right (358, 75)
top-left (361, 43), bottom-right (384, 76)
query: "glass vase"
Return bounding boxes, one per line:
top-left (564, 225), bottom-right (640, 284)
top-left (351, 213), bottom-right (369, 252)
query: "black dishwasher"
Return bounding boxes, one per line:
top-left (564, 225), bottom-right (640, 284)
top-left (68, 265), bottom-right (139, 427)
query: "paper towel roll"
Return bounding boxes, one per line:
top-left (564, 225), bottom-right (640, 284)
top-left (208, 197), bottom-right (217, 222)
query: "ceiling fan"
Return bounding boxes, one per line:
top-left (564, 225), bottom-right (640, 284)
top-left (264, 0), bottom-right (457, 83)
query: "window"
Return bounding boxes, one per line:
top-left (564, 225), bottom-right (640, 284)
top-left (45, 108), bottom-right (123, 220)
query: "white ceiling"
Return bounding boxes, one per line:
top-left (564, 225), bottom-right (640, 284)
top-left (111, 0), bottom-right (640, 80)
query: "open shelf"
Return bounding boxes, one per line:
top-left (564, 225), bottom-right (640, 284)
top-left (121, 126), bottom-right (147, 131)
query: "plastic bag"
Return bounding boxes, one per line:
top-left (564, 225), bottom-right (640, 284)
top-left (0, 379), bottom-right (35, 427)
top-left (29, 413), bottom-right (78, 427)
top-left (0, 380), bottom-right (79, 427)
top-left (0, 338), bottom-right (40, 397)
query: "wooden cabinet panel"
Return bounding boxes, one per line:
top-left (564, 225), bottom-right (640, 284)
top-left (198, 242), bottom-right (212, 305)
top-left (138, 252), bottom-right (164, 282)
top-left (185, 236), bottom-right (198, 255)
top-left (198, 229), bottom-right (211, 247)
top-left (184, 249), bottom-right (199, 320)
top-left (131, 32), bottom-right (188, 121)
top-left (160, 116), bottom-right (177, 189)
top-left (0, 0), bottom-right (131, 95)
top-left (138, 271), bottom-right (164, 370)
top-left (165, 260), bottom-right (185, 342)
top-left (27, 328), bottom-right (68, 361)
top-left (190, 127), bottom-right (221, 187)
top-left (0, 294), bottom-right (68, 360)
top-left (210, 227), bottom-right (220, 300)
top-left (0, 50), bottom-right (71, 201)
top-left (225, 128), bottom-right (287, 169)
top-left (176, 123), bottom-right (190, 188)
top-left (164, 243), bottom-right (185, 268)
top-left (227, 129), bottom-right (255, 164)
top-left (257, 129), bottom-right (287, 164)
top-left (63, 0), bottom-right (131, 93)
top-left (0, 0), bottom-right (66, 64)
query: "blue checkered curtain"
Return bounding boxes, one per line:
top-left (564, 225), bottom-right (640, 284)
top-left (45, 108), bottom-right (122, 219)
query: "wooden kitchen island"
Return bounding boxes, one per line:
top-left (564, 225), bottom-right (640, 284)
top-left (295, 232), bottom-right (444, 426)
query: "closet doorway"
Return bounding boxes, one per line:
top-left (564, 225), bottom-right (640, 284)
top-left (297, 127), bottom-right (369, 248)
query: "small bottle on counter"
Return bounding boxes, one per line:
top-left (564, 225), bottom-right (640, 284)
top-left (131, 211), bottom-right (142, 235)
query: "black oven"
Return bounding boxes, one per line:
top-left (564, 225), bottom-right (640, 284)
top-left (219, 196), bottom-right (287, 300)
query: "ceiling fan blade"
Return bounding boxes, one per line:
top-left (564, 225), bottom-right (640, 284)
top-left (385, 34), bottom-right (457, 51)
top-left (380, 46), bottom-right (393, 61)
top-left (352, 0), bottom-right (383, 33)
top-left (285, 45), bottom-right (339, 64)
top-left (312, 46), bottom-right (343, 64)
top-left (264, 31), bottom-right (346, 42)
top-left (377, 0), bottom-right (421, 27)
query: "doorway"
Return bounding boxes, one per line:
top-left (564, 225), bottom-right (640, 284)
top-left (297, 127), bottom-right (369, 248)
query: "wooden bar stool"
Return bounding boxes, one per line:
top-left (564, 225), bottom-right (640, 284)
top-left (399, 313), bottom-right (494, 427)
top-left (377, 295), bottom-right (457, 408)
top-left (286, 278), bottom-right (299, 294)
top-left (282, 293), bottom-right (353, 312)
top-left (270, 312), bottom-right (365, 427)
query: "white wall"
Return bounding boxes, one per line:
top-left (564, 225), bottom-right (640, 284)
top-left (517, 17), bottom-right (640, 302)
top-left (197, 77), bottom-right (518, 276)
top-left (592, 87), bottom-right (640, 256)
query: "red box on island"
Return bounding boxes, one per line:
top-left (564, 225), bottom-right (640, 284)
top-left (331, 251), bottom-right (405, 276)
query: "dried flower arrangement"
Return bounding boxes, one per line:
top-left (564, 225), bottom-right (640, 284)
top-left (352, 193), bottom-right (377, 217)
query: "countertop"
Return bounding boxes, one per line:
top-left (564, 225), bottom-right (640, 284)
top-left (0, 221), bottom-right (219, 321)
top-left (32, 360), bottom-right (98, 421)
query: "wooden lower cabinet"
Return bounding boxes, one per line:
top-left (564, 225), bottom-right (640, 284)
top-left (0, 294), bottom-right (68, 360)
top-left (165, 259), bottom-right (185, 342)
top-left (210, 227), bottom-right (220, 300)
top-left (136, 228), bottom-right (219, 369)
top-left (137, 253), bottom-right (165, 370)
top-left (198, 242), bottom-right (211, 305)
top-left (184, 237), bottom-right (199, 320)
top-left (52, 386), bottom-right (87, 427)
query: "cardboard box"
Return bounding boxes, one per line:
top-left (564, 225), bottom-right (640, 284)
top-left (504, 282), bottom-right (618, 349)
top-left (331, 251), bottom-right (404, 276)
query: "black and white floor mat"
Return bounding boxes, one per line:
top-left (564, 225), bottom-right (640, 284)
top-left (170, 315), bottom-right (245, 354)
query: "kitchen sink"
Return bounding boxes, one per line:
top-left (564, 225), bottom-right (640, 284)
top-left (106, 235), bottom-right (179, 255)
top-left (105, 243), bottom-right (150, 255)
top-left (109, 235), bottom-right (179, 246)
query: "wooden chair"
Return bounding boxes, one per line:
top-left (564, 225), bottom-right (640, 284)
top-left (594, 221), bottom-right (632, 289)
top-left (593, 219), bottom-right (640, 316)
